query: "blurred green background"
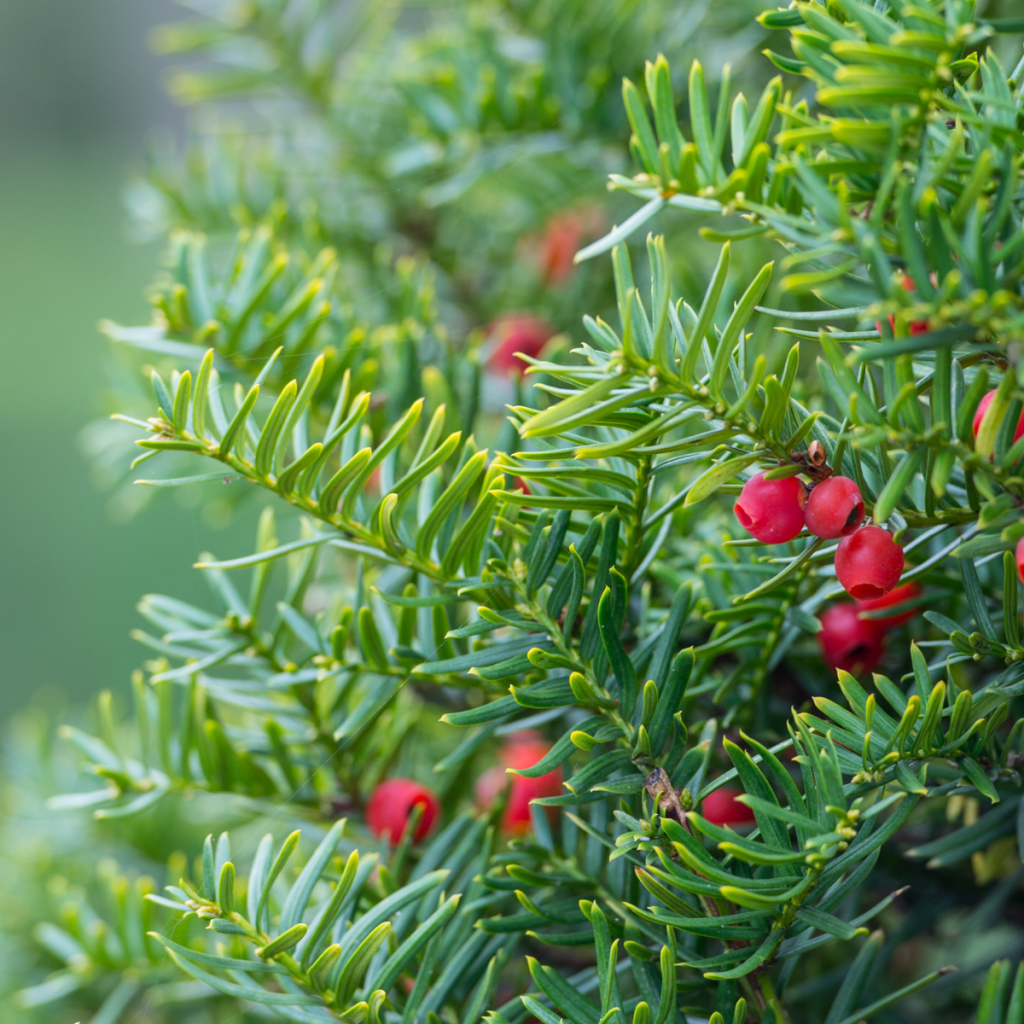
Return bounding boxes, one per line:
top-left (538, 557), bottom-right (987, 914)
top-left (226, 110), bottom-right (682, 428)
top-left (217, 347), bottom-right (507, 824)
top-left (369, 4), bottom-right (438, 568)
top-left (0, 0), bottom-right (244, 721)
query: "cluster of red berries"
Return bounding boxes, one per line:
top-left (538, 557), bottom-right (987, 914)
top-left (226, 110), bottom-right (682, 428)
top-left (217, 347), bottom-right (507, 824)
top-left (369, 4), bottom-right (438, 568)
top-left (734, 471), bottom-right (905, 601)
top-left (734, 467), bottom-right (912, 678)
top-left (365, 733), bottom-right (561, 844)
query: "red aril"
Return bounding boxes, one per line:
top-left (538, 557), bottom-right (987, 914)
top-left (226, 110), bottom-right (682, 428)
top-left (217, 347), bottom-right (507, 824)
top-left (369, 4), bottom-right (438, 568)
top-left (818, 602), bottom-right (885, 675)
top-left (487, 314), bottom-right (554, 377)
top-left (733, 472), bottom-right (807, 544)
top-left (475, 732), bottom-right (563, 833)
top-left (701, 786), bottom-right (755, 828)
top-left (835, 526), bottom-right (904, 600)
top-left (535, 207), bottom-right (602, 286)
top-left (366, 778), bottom-right (440, 843)
top-left (804, 476), bottom-right (864, 539)
top-left (972, 390), bottom-right (1024, 445)
top-left (1016, 536), bottom-right (1024, 585)
top-left (538, 212), bottom-right (583, 286)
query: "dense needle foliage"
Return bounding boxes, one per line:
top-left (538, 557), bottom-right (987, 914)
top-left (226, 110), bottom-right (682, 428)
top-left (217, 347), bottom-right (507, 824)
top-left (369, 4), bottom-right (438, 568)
top-left (6, 1), bottom-right (1024, 1022)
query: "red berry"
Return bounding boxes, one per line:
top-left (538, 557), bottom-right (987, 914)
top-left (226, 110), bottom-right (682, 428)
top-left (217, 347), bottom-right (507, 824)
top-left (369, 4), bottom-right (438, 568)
top-left (804, 476), bottom-right (864, 539)
top-left (835, 526), bottom-right (904, 601)
top-left (366, 779), bottom-right (439, 843)
top-left (733, 473), bottom-right (807, 544)
top-left (818, 603), bottom-right (885, 676)
top-left (972, 390), bottom-right (1024, 445)
top-left (475, 733), bottom-right (562, 833)
top-left (538, 212), bottom-right (583, 287)
top-left (1016, 537), bottom-right (1024, 585)
top-left (701, 787), bottom-right (755, 828)
top-left (487, 314), bottom-right (554, 377)
top-left (856, 581), bottom-right (922, 628)
top-left (535, 207), bottom-right (602, 286)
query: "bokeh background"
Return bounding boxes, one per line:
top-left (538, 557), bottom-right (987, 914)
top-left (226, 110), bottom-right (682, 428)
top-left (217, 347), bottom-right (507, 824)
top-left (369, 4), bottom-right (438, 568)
top-left (0, 0), bottom-right (248, 722)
